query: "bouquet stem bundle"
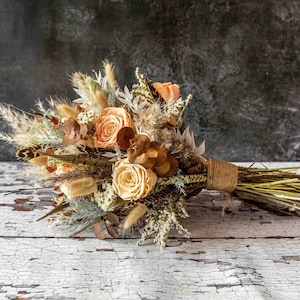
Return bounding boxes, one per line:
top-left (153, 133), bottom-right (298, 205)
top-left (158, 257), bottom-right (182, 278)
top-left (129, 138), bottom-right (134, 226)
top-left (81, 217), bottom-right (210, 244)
top-left (1, 62), bottom-right (300, 247)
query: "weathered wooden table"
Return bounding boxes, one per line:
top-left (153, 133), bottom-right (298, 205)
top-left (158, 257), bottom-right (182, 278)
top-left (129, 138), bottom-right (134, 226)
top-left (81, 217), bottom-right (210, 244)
top-left (1, 162), bottom-right (300, 300)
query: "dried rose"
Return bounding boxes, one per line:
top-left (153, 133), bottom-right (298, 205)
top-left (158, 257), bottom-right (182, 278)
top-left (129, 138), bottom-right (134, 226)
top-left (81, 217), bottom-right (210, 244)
top-left (112, 158), bottom-right (157, 201)
top-left (152, 82), bottom-right (180, 103)
top-left (94, 107), bottom-right (133, 148)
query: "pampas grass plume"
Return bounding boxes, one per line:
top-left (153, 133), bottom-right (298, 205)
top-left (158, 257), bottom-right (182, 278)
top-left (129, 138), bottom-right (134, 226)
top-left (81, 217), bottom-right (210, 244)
top-left (57, 104), bottom-right (79, 119)
top-left (103, 60), bottom-right (117, 89)
top-left (123, 203), bottom-right (147, 229)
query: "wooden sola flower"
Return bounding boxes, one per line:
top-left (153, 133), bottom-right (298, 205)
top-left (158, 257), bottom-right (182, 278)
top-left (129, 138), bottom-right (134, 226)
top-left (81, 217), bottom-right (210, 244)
top-left (126, 131), bottom-right (179, 177)
top-left (1, 60), bottom-right (300, 248)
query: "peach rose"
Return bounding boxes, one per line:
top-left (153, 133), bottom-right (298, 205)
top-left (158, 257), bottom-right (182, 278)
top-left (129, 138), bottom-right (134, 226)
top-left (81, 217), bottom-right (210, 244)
top-left (94, 107), bottom-right (133, 148)
top-left (112, 158), bottom-right (157, 201)
top-left (153, 82), bottom-right (180, 102)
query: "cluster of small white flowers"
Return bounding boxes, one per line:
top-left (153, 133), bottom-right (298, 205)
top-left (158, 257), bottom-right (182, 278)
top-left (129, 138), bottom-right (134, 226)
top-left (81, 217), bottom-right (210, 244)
top-left (92, 182), bottom-right (118, 211)
top-left (77, 110), bottom-right (97, 124)
top-left (138, 196), bottom-right (190, 248)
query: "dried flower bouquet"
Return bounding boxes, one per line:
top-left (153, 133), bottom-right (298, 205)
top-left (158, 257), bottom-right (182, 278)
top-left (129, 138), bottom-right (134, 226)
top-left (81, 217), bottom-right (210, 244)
top-left (1, 61), bottom-right (300, 248)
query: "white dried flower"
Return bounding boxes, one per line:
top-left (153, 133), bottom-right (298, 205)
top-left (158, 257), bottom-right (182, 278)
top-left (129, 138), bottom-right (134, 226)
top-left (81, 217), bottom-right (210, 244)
top-left (92, 182), bottom-right (118, 211)
top-left (77, 110), bottom-right (97, 124)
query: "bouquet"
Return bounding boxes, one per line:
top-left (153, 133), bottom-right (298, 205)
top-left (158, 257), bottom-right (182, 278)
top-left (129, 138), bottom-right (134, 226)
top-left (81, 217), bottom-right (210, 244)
top-left (1, 61), bottom-right (300, 248)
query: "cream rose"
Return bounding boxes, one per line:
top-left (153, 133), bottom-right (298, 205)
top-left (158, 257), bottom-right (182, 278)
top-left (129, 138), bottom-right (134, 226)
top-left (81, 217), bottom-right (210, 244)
top-left (153, 82), bottom-right (180, 103)
top-left (93, 107), bottom-right (133, 148)
top-left (112, 158), bottom-right (157, 201)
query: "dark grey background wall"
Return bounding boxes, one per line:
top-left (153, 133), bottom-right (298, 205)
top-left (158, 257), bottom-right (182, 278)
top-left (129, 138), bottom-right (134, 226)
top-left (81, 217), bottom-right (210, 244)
top-left (1, 0), bottom-right (300, 161)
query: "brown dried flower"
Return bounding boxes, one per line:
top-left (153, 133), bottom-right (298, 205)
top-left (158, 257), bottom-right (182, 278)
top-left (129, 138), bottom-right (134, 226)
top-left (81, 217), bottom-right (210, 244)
top-left (62, 117), bottom-right (90, 146)
top-left (128, 134), bottom-right (178, 177)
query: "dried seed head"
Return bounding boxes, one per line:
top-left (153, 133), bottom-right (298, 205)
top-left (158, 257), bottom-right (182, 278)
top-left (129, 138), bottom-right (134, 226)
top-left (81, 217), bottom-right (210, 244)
top-left (60, 177), bottom-right (97, 198)
top-left (29, 156), bottom-right (48, 166)
top-left (95, 90), bottom-right (108, 111)
top-left (103, 60), bottom-right (117, 89)
top-left (123, 203), bottom-right (148, 229)
top-left (57, 104), bottom-right (79, 119)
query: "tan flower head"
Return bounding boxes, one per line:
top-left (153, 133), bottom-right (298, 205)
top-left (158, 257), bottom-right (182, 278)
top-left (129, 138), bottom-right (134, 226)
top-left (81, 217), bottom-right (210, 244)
top-left (128, 134), bottom-right (178, 177)
top-left (152, 82), bottom-right (180, 103)
top-left (128, 134), bottom-right (151, 163)
top-left (94, 107), bottom-right (133, 148)
top-left (60, 177), bottom-right (97, 198)
top-left (112, 158), bottom-right (157, 201)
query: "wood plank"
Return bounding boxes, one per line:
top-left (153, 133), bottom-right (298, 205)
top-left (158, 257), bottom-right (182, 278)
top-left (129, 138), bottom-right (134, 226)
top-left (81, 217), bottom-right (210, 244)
top-left (1, 162), bottom-right (300, 299)
top-left (1, 237), bottom-right (300, 299)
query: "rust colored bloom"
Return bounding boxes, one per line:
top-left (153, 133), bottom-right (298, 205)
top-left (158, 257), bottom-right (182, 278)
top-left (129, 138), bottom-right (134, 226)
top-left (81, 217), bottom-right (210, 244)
top-left (153, 82), bottom-right (180, 103)
top-left (128, 134), bottom-right (178, 177)
top-left (94, 107), bottom-right (133, 148)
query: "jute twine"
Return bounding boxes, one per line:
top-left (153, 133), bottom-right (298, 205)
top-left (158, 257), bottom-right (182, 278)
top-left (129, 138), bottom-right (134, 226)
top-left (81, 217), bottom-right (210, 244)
top-left (206, 158), bottom-right (238, 193)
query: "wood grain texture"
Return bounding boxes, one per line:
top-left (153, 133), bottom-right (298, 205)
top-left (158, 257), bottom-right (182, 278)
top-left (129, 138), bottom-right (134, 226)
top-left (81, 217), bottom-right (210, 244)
top-left (1, 162), bottom-right (300, 299)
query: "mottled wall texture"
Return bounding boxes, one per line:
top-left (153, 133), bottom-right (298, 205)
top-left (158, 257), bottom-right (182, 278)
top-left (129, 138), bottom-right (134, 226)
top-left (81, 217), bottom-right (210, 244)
top-left (1, 0), bottom-right (300, 161)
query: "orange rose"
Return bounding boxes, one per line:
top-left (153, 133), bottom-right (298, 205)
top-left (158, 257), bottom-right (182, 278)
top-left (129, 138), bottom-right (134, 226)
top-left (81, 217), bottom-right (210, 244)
top-left (153, 82), bottom-right (180, 103)
top-left (93, 107), bottom-right (133, 148)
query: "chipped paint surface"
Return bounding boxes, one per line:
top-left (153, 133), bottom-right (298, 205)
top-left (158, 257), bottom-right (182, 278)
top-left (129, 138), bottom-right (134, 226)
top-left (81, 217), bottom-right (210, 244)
top-left (1, 238), bottom-right (300, 299)
top-left (1, 162), bottom-right (300, 299)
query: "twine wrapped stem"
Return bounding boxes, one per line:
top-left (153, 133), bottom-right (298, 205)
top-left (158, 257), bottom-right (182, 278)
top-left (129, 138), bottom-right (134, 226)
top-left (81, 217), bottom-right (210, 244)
top-left (206, 158), bottom-right (238, 193)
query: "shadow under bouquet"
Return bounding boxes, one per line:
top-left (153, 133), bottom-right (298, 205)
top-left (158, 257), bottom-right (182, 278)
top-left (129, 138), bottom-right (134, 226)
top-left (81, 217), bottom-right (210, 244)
top-left (1, 61), bottom-right (300, 248)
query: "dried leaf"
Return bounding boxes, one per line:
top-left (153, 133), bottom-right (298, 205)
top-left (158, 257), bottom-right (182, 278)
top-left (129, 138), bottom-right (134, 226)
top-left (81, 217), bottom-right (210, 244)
top-left (163, 155), bottom-right (179, 177)
top-left (105, 213), bottom-right (119, 225)
top-left (155, 155), bottom-right (178, 177)
top-left (94, 223), bottom-right (105, 240)
top-left (150, 142), bottom-right (168, 166)
top-left (134, 153), bottom-right (156, 168)
top-left (145, 148), bottom-right (158, 159)
top-left (37, 202), bottom-right (69, 221)
top-left (117, 127), bottom-right (135, 150)
top-left (154, 159), bottom-right (171, 176)
top-left (197, 140), bottom-right (206, 156)
top-left (105, 223), bottom-right (119, 238)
